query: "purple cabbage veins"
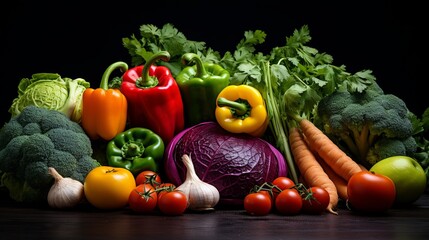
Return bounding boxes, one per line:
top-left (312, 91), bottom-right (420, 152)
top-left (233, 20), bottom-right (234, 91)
top-left (164, 121), bottom-right (287, 206)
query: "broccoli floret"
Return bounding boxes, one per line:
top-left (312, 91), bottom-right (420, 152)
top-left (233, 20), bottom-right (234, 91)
top-left (72, 155), bottom-right (100, 181)
top-left (45, 128), bottom-right (93, 160)
top-left (1, 172), bottom-right (47, 204)
top-left (0, 105), bottom-right (100, 204)
top-left (366, 137), bottom-right (417, 165)
top-left (0, 135), bottom-right (28, 172)
top-left (22, 122), bottom-right (42, 135)
top-left (24, 161), bottom-right (52, 189)
top-left (47, 150), bottom-right (78, 178)
top-left (0, 120), bottom-right (23, 148)
top-left (316, 81), bottom-right (416, 168)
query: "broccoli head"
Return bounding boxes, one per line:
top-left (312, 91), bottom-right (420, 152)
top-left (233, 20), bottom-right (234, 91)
top-left (316, 81), bottom-right (417, 168)
top-left (0, 105), bottom-right (100, 205)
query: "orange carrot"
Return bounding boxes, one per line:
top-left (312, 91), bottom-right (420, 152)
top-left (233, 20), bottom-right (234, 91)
top-left (298, 119), bottom-right (362, 182)
top-left (289, 127), bottom-right (338, 215)
top-left (315, 153), bottom-right (348, 200)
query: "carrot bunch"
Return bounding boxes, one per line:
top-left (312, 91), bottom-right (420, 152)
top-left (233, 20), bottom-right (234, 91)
top-left (289, 119), bottom-right (363, 215)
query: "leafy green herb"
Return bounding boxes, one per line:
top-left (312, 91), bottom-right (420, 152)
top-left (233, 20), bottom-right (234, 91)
top-left (122, 23), bottom-right (376, 183)
top-left (215, 25), bottom-right (375, 182)
top-left (122, 23), bottom-right (219, 77)
top-left (410, 107), bottom-right (429, 190)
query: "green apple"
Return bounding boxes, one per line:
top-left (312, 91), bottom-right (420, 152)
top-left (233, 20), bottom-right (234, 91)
top-left (370, 155), bottom-right (427, 205)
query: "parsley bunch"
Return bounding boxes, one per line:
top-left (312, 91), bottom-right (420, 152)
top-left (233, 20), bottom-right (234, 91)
top-left (218, 26), bottom-right (375, 182)
top-left (122, 23), bottom-right (221, 77)
top-left (123, 23), bottom-right (376, 183)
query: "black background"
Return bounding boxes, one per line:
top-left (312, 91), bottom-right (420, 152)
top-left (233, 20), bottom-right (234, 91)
top-left (1, 1), bottom-right (427, 124)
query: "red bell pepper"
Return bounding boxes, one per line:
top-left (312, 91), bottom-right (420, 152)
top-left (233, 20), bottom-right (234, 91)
top-left (120, 51), bottom-right (184, 144)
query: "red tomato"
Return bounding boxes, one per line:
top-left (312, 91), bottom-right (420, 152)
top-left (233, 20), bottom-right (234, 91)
top-left (272, 176), bottom-right (295, 190)
top-left (156, 183), bottom-right (177, 200)
top-left (347, 171), bottom-right (396, 213)
top-left (271, 177), bottom-right (296, 203)
top-left (275, 189), bottom-right (302, 215)
top-left (244, 192), bottom-right (272, 216)
top-left (258, 189), bottom-right (278, 210)
top-left (302, 186), bottom-right (330, 214)
top-left (157, 190), bottom-right (188, 216)
top-left (259, 189), bottom-right (274, 201)
top-left (128, 183), bottom-right (158, 213)
top-left (135, 170), bottom-right (162, 187)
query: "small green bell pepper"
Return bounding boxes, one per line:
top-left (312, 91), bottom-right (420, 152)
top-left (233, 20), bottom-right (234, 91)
top-left (106, 127), bottom-right (164, 175)
top-left (176, 53), bottom-right (230, 127)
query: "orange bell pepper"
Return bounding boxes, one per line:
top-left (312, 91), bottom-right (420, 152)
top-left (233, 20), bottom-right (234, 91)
top-left (81, 61), bottom-right (128, 141)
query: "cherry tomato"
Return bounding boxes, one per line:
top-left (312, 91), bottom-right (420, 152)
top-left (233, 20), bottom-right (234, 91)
top-left (275, 189), bottom-right (302, 215)
top-left (84, 166), bottom-right (136, 210)
top-left (272, 176), bottom-right (296, 190)
top-left (302, 186), bottom-right (330, 214)
top-left (156, 183), bottom-right (177, 200)
top-left (135, 170), bottom-right (162, 187)
top-left (258, 189), bottom-right (276, 209)
top-left (157, 190), bottom-right (188, 216)
top-left (244, 192), bottom-right (272, 216)
top-left (270, 177), bottom-right (295, 203)
top-left (128, 183), bottom-right (158, 213)
top-left (347, 171), bottom-right (396, 213)
top-left (259, 189), bottom-right (274, 199)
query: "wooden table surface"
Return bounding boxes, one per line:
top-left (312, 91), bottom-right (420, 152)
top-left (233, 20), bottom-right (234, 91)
top-left (1, 191), bottom-right (428, 240)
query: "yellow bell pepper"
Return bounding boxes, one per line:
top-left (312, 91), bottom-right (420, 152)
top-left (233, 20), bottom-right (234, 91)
top-left (215, 85), bottom-right (268, 137)
top-left (81, 62), bottom-right (128, 141)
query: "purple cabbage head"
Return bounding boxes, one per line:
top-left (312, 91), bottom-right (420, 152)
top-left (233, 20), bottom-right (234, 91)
top-left (164, 121), bottom-right (287, 206)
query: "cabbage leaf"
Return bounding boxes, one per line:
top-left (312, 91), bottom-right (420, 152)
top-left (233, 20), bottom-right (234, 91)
top-left (9, 73), bottom-right (90, 122)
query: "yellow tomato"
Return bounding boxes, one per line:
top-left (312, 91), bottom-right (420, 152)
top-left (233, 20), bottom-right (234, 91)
top-left (84, 166), bottom-right (136, 209)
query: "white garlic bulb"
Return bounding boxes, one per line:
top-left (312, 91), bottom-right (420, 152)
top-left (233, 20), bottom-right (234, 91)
top-left (176, 154), bottom-right (220, 211)
top-left (47, 167), bottom-right (84, 209)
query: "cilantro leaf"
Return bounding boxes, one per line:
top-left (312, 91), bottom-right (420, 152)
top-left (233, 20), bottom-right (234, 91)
top-left (121, 23), bottom-right (379, 183)
top-left (122, 23), bottom-right (217, 77)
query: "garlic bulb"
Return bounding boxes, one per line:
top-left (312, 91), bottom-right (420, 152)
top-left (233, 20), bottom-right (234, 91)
top-left (47, 167), bottom-right (84, 209)
top-left (176, 154), bottom-right (220, 211)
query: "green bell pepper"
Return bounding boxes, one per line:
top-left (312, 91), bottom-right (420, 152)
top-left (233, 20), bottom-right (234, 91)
top-left (176, 53), bottom-right (230, 127)
top-left (106, 127), bottom-right (164, 175)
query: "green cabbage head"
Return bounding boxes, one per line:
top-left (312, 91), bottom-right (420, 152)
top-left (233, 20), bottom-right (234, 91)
top-left (9, 73), bottom-right (90, 123)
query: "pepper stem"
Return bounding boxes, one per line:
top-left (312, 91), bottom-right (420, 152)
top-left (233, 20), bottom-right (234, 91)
top-left (217, 97), bottom-right (249, 117)
top-left (100, 61), bottom-right (129, 90)
top-left (138, 51), bottom-right (171, 88)
top-left (181, 53), bottom-right (208, 78)
top-left (121, 142), bottom-right (145, 159)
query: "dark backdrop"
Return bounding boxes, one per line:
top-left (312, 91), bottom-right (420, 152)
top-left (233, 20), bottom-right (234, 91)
top-left (1, 1), bottom-right (427, 124)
